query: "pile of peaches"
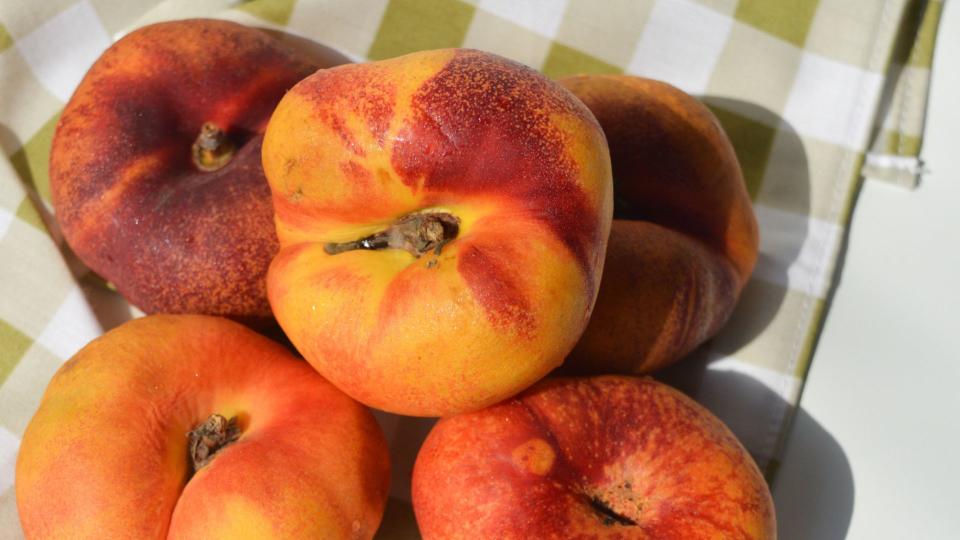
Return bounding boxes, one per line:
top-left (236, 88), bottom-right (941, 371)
top-left (16, 19), bottom-right (774, 539)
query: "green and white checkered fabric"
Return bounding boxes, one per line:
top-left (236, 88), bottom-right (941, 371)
top-left (0, 0), bottom-right (945, 536)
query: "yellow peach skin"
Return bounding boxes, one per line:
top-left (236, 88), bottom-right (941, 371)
top-left (15, 315), bottom-right (389, 539)
top-left (263, 49), bottom-right (613, 416)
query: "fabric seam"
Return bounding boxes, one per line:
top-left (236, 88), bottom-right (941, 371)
top-left (769, 0), bottom-right (897, 461)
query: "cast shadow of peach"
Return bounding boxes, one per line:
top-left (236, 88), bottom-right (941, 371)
top-left (370, 412), bottom-right (436, 539)
top-left (773, 406), bottom-right (856, 540)
top-left (699, 96), bottom-right (811, 355)
top-left (257, 27), bottom-right (354, 68)
top-left (659, 367), bottom-right (854, 540)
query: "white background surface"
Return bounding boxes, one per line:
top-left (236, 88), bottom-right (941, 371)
top-left (772, 2), bottom-right (960, 539)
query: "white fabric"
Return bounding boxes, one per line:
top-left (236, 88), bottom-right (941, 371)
top-left (15, 0), bottom-right (110, 102)
top-left (478, 0), bottom-right (571, 38)
top-left (627, 0), bottom-right (733, 94)
top-left (784, 51), bottom-right (884, 149)
top-left (753, 204), bottom-right (843, 298)
top-left (36, 285), bottom-right (104, 360)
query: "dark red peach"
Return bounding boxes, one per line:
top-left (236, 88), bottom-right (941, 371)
top-left (50, 19), bottom-right (327, 325)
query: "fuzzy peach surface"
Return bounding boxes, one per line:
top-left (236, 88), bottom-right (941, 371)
top-left (263, 49), bottom-right (613, 417)
top-left (15, 315), bottom-right (389, 539)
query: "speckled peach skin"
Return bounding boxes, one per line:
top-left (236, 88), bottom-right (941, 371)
top-left (15, 315), bottom-right (390, 539)
top-left (50, 19), bottom-right (320, 325)
top-left (263, 49), bottom-right (613, 417)
top-left (559, 75), bottom-right (759, 375)
top-left (412, 376), bottom-right (776, 539)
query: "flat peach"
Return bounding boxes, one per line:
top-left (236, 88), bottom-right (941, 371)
top-left (560, 75), bottom-right (759, 374)
top-left (263, 49), bottom-right (613, 416)
top-left (413, 376), bottom-right (775, 539)
top-left (50, 19), bottom-right (321, 325)
top-left (16, 315), bottom-right (390, 539)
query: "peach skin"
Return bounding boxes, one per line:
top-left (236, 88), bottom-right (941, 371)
top-left (50, 19), bottom-right (322, 326)
top-left (15, 314), bottom-right (390, 539)
top-left (262, 49), bottom-right (613, 417)
top-left (559, 75), bottom-right (759, 375)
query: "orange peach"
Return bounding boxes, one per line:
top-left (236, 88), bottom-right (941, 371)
top-left (559, 75), bottom-right (759, 374)
top-left (50, 19), bottom-right (321, 325)
top-left (262, 49), bottom-right (613, 416)
top-left (413, 376), bottom-right (776, 539)
top-left (16, 315), bottom-right (389, 539)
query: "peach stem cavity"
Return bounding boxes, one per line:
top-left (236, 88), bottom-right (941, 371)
top-left (191, 122), bottom-right (235, 172)
top-left (187, 413), bottom-right (240, 473)
top-left (324, 211), bottom-right (460, 258)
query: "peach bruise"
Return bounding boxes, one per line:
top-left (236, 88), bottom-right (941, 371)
top-left (50, 19), bottom-right (321, 325)
top-left (15, 315), bottom-right (390, 539)
top-left (263, 49), bottom-right (613, 417)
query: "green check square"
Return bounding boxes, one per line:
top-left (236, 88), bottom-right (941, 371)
top-left (910, 0), bottom-right (943, 68)
top-left (708, 105), bottom-right (776, 200)
top-left (0, 319), bottom-right (32, 385)
top-left (9, 112), bottom-right (60, 204)
top-left (235, 0), bottom-right (297, 26)
top-left (15, 197), bottom-right (48, 232)
top-left (541, 42), bottom-right (622, 79)
top-left (0, 23), bottom-right (13, 52)
top-left (735, 0), bottom-right (819, 47)
top-left (368, 0), bottom-right (476, 60)
top-left (878, 130), bottom-right (921, 156)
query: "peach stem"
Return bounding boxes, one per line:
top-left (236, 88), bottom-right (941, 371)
top-left (324, 211), bottom-right (460, 258)
top-left (191, 122), bottom-right (235, 172)
top-left (187, 413), bottom-right (240, 473)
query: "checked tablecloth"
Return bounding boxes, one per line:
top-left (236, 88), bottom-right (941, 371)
top-left (0, 0), bottom-right (945, 537)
